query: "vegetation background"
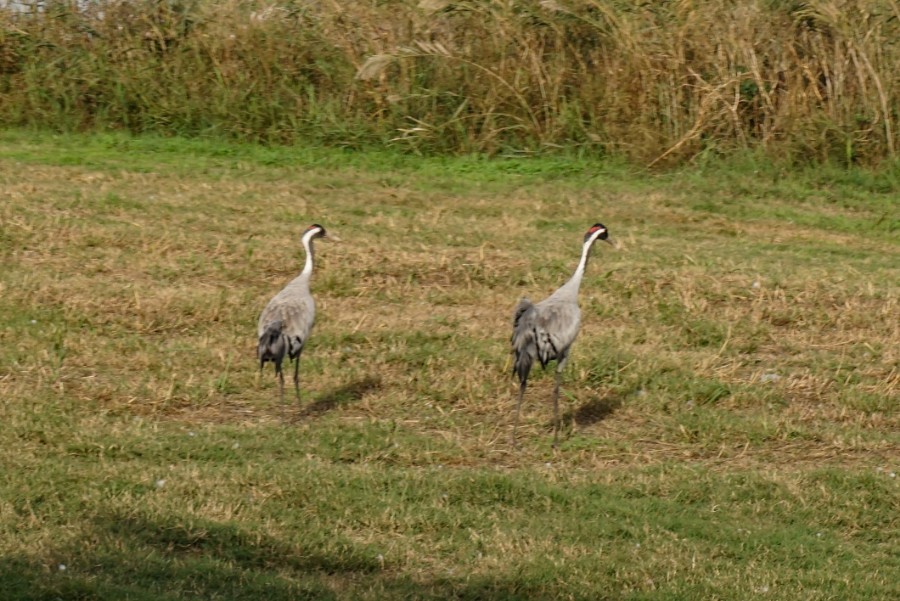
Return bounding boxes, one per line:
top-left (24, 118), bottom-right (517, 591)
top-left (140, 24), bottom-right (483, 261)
top-left (2, 0), bottom-right (900, 165)
top-left (0, 1), bottom-right (898, 600)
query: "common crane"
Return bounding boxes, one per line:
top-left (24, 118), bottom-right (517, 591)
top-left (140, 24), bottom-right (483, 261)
top-left (257, 224), bottom-right (338, 411)
top-left (511, 223), bottom-right (614, 446)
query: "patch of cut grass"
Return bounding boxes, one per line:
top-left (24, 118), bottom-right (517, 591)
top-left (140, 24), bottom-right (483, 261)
top-left (0, 132), bottom-right (897, 600)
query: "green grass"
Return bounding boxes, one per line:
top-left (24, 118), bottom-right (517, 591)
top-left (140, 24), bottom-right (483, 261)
top-left (0, 130), bottom-right (898, 600)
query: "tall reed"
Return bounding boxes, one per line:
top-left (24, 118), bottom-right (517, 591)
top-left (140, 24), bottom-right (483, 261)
top-left (1, 0), bottom-right (898, 165)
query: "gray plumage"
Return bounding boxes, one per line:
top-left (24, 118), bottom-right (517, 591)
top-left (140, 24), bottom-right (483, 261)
top-left (510, 222), bottom-right (613, 446)
top-left (257, 224), bottom-right (335, 410)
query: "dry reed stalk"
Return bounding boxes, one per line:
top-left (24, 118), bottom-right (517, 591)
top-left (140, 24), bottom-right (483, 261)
top-left (0, 0), bottom-right (898, 162)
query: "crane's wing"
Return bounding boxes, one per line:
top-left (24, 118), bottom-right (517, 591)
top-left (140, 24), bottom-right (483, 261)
top-left (511, 298), bottom-right (538, 384)
top-left (529, 299), bottom-right (581, 367)
top-left (258, 319), bottom-right (286, 367)
top-left (512, 296), bottom-right (581, 384)
top-left (258, 288), bottom-right (315, 358)
top-left (513, 297), bottom-right (534, 334)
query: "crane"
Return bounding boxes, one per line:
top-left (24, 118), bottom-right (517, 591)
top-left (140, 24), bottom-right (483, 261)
top-left (510, 222), bottom-right (614, 446)
top-left (257, 224), bottom-right (338, 411)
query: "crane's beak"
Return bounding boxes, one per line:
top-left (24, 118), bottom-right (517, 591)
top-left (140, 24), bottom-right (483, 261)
top-left (325, 232), bottom-right (342, 242)
top-left (603, 236), bottom-right (616, 248)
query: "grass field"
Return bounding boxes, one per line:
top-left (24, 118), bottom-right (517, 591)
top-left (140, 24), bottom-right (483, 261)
top-left (0, 130), bottom-right (898, 600)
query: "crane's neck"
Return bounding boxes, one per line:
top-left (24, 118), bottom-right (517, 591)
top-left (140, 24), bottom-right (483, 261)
top-left (557, 238), bottom-right (594, 297)
top-left (300, 230), bottom-right (316, 279)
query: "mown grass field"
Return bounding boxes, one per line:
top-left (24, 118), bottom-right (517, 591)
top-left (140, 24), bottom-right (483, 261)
top-left (0, 131), bottom-right (898, 600)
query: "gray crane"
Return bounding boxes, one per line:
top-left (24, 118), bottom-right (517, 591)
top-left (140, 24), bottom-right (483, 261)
top-left (511, 222), bottom-right (614, 446)
top-left (257, 224), bottom-right (338, 410)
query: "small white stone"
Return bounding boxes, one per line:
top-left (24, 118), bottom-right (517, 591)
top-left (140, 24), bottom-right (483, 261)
top-left (752, 281), bottom-right (761, 289)
top-left (30, 319), bottom-right (37, 324)
top-left (232, 442), bottom-right (240, 450)
top-left (155, 479), bottom-right (166, 489)
top-left (760, 373), bottom-right (780, 383)
top-left (890, 472), bottom-right (896, 478)
top-left (187, 432), bottom-right (196, 437)
top-left (58, 564), bottom-right (66, 571)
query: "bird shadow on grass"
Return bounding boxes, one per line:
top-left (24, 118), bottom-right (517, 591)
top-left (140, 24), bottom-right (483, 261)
top-left (295, 375), bottom-right (382, 420)
top-left (561, 392), bottom-right (623, 428)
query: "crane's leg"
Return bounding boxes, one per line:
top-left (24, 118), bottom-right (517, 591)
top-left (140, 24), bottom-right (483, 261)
top-left (292, 354), bottom-right (301, 404)
top-left (552, 371), bottom-right (562, 447)
top-left (274, 359), bottom-right (285, 420)
top-left (511, 380), bottom-right (527, 447)
top-left (552, 354), bottom-right (569, 448)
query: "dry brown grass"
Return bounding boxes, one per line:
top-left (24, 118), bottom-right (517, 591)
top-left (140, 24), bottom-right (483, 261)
top-left (1, 134), bottom-right (898, 599)
top-left (2, 0), bottom-right (900, 164)
top-left (1, 136), bottom-right (897, 473)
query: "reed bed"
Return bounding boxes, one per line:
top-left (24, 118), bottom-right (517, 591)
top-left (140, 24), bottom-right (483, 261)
top-left (1, 0), bottom-right (899, 165)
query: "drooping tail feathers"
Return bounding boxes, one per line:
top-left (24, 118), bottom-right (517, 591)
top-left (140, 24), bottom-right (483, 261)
top-left (258, 320), bottom-right (286, 369)
top-left (511, 298), bottom-right (537, 385)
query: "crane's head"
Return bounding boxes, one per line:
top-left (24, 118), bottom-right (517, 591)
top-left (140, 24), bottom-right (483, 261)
top-left (303, 224), bottom-right (341, 243)
top-left (584, 223), bottom-right (614, 247)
